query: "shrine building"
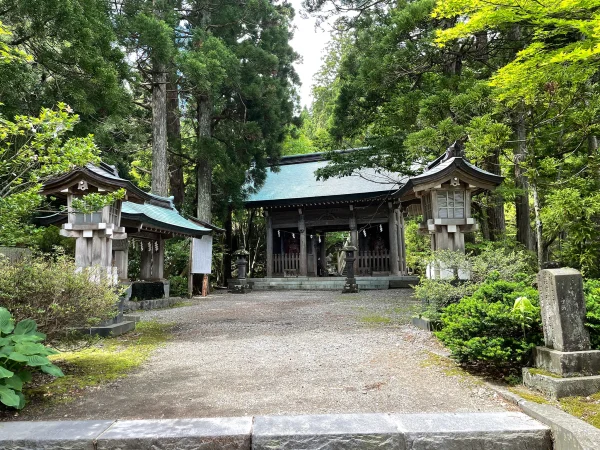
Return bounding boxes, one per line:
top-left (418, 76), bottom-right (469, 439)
top-left (245, 146), bottom-right (503, 286)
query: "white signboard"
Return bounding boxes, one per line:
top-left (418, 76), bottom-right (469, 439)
top-left (191, 235), bottom-right (213, 274)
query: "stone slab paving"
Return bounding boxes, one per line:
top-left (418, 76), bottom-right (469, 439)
top-left (17, 290), bottom-right (512, 420)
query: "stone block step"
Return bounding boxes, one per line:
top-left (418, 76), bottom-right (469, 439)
top-left (0, 413), bottom-right (552, 450)
top-left (85, 320), bottom-right (136, 337)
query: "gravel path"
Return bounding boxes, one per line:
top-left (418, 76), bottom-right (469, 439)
top-left (26, 289), bottom-right (510, 419)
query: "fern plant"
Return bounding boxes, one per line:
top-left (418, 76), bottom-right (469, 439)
top-left (0, 307), bottom-right (64, 409)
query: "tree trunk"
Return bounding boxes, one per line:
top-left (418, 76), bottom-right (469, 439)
top-left (167, 72), bottom-right (184, 209)
top-left (484, 149), bottom-right (505, 240)
top-left (196, 95), bottom-right (212, 223)
top-left (513, 107), bottom-right (533, 250)
top-left (151, 63), bottom-right (168, 197)
top-left (224, 204), bottom-right (233, 283)
top-left (531, 180), bottom-right (544, 268)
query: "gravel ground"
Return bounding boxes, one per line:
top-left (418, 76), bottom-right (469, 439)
top-left (22, 289), bottom-right (511, 420)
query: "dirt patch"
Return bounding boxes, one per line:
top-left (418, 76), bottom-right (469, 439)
top-left (11, 289), bottom-right (510, 420)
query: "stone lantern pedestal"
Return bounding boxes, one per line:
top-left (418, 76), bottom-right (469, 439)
top-left (342, 246), bottom-right (359, 294)
top-left (523, 268), bottom-right (600, 399)
top-left (229, 249), bottom-right (251, 294)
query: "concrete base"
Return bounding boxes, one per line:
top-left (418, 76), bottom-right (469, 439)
top-left (412, 317), bottom-right (435, 332)
top-left (229, 284), bottom-right (251, 294)
top-left (244, 276), bottom-right (419, 291)
top-left (83, 321), bottom-right (136, 337)
top-left (523, 367), bottom-right (600, 399)
top-left (124, 297), bottom-right (182, 311)
top-left (534, 346), bottom-right (600, 377)
top-left (122, 314), bottom-right (141, 323)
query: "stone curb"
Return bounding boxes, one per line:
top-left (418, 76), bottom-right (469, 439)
top-left (486, 382), bottom-right (600, 450)
top-left (0, 412), bottom-right (552, 450)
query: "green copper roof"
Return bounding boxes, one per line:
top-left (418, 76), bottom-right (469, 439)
top-left (246, 159), bottom-right (407, 207)
top-left (122, 201), bottom-right (210, 237)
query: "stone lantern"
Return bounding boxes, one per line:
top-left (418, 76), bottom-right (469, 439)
top-left (398, 142), bottom-right (504, 279)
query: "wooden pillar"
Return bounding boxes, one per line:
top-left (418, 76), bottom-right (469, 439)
top-left (188, 237), bottom-right (193, 298)
top-left (140, 241), bottom-right (152, 279)
top-left (349, 205), bottom-right (358, 249)
top-left (298, 210), bottom-right (307, 276)
top-left (397, 210), bottom-right (407, 275)
top-left (320, 232), bottom-right (327, 276)
top-left (155, 237), bottom-right (165, 279)
top-left (311, 233), bottom-right (318, 276)
top-left (388, 203), bottom-right (400, 276)
top-left (266, 213), bottom-right (273, 278)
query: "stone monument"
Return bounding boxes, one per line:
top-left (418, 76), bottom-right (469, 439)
top-left (342, 246), bottom-right (359, 294)
top-left (523, 268), bottom-right (600, 399)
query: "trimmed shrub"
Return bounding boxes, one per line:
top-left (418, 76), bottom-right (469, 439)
top-left (584, 279), bottom-right (600, 350)
top-left (0, 254), bottom-right (119, 340)
top-left (435, 277), bottom-right (543, 373)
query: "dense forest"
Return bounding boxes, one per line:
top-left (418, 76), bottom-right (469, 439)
top-left (1, 0), bottom-right (600, 281)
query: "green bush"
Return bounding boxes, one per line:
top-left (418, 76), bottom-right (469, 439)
top-left (0, 254), bottom-right (119, 340)
top-left (584, 279), bottom-right (600, 349)
top-left (0, 308), bottom-right (64, 409)
top-left (169, 275), bottom-right (188, 298)
top-left (435, 278), bottom-right (543, 373)
top-left (413, 246), bottom-right (534, 320)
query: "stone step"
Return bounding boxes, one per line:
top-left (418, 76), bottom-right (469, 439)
top-left (0, 413), bottom-right (551, 450)
top-left (85, 320), bottom-right (136, 337)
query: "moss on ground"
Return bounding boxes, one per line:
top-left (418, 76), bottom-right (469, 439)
top-left (420, 352), bottom-right (480, 382)
top-left (527, 368), bottom-right (562, 379)
top-left (508, 386), bottom-right (550, 404)
top-left (560, 393), bottom-right (600, 429)
top-left (360, 314), bottom-right (393, 325)
top-left (26, 320), bottom-right (172, 405)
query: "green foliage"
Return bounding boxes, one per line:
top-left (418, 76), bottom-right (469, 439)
top-left (0, 254), bottom-right (119, 340)
top-left (169, 275), bottom-right (188, 298)
top-left (70, 189), bottom-right (126, 214)
top-left (584, 279), bottom-right (600, 350)
top-left (435, 278), bottom-right (543, 373)
top-left (0, 307), bottom-right (64, 409)
top-left (0, 104), bottom-right (100, 246)
top-left (404, 218), bottom-right (430, 274)
top-left (414, 246), bottom-right (534, 320)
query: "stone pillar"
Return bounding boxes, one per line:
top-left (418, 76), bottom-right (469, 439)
top-left (523, 268), bottom-right (600, 399)
top-left (140, 241), bottom-right (153, 280)
top-left (320, 232), bottom-right (327, 276)
top-left (75, 236), bottom-right (90, 268)
top-left (342, 246), bottom-right (359, 293)
top-left (266, 213), bottom-right (273, 278)
top-left (388, 203), bottom-right (400, 276)
top-left (539, 268), bottom-right (590, 351)
top-left (299, 212), bottom-right (307, 276)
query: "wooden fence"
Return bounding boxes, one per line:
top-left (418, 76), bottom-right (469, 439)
top-left (273, 253), bottom-right (300, 275)
top-left (357, 250), bottom-right (390, 273)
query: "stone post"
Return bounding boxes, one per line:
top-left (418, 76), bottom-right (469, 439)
top-left (229, 249), bottom-right (250, 294)
top-left (342, 245), bottom-right (359, 294)
top-left (523, 268), bottom-right (600, 399)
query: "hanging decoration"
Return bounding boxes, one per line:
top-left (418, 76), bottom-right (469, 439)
top-left (379, 224), bottom-right (383, 232)
top-left (277, 230), bottom-right (280, 237)
top-left (363, 229), bottom-right (367, 237)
